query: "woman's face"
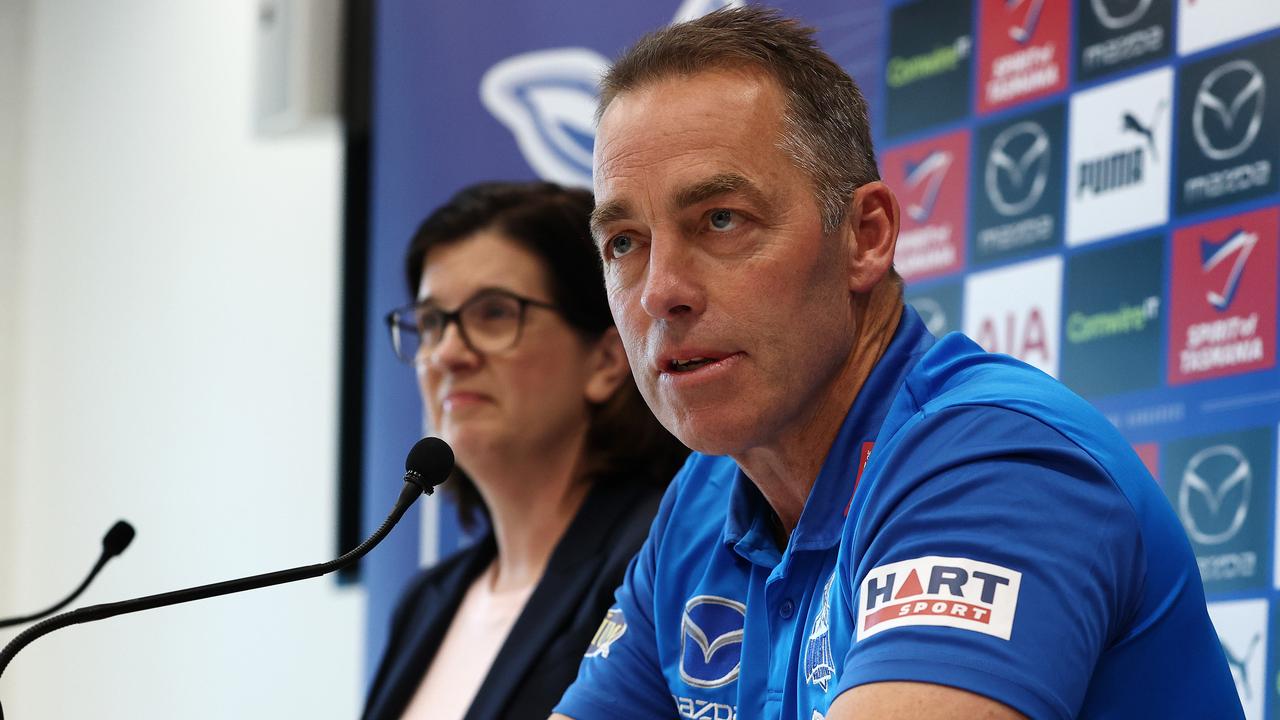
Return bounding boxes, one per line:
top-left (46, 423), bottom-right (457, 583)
top-left (415, 229), bottom-right (623, 473)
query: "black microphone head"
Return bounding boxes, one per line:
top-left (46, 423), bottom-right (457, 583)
top-left (102, 520), bottom-right (136, 558)
top-left (404, 437), bottom-right (454, 495)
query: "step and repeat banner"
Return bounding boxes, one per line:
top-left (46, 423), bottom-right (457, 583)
top-left (365, 0), bottom-right (1280, 712)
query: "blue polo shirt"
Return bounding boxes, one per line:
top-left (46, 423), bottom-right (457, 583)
top-left (556, 307), bottom-right (1241, 720)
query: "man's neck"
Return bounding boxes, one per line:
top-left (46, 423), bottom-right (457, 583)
top-left (735, 285), bottom-right (904, 538)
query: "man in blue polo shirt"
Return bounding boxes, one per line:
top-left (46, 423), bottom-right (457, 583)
top-left (552, 7), bottom-right (1242, 720)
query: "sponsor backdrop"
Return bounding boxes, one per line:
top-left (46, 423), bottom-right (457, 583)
top-left (367, 0), bottom-right (1280, 713)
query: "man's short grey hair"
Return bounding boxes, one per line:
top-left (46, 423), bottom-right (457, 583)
top-left (598, 6), bottom-right (880, 233)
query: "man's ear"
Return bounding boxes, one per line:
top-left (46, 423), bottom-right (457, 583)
top-left (584, 327), bottom-right (632, 404)
top-left (842, 181), bottom-right (900, 293)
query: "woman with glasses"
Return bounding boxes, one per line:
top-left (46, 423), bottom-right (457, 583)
top-left (363, 182), bottom-right (687, 720)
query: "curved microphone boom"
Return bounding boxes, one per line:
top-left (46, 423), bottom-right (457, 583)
top-left (0, 521), bottom-right (136, 630)
top-left (0, 437), bottom-right (452, 720)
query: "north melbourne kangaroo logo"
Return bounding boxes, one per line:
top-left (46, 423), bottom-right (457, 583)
top-left (804, 573), bottom-right (837, 692)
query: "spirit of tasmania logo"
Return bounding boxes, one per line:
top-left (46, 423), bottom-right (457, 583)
top-left (857, 556), bottom-right (1022, 641)
top-left (977, 0), bottom-right (1070, 114)
top-left (1168, 206), bottom-right (1277, 385)
top-left (880, 129), bottom-right (969, 281)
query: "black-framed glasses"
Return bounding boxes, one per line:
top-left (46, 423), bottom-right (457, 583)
top-left (384, 288), bottom-right (561, 364)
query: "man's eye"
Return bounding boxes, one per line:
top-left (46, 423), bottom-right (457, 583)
top-left (609, 234), bottom-right (636, 258)
top-left (709, 209), bottom-right (739, 231)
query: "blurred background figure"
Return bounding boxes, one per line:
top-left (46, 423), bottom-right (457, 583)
top-left (363, 182), bottom-right (687, 720)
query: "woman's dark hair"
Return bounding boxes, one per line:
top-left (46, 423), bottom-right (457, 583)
top-left (405, 181), bottom-right (688, 529)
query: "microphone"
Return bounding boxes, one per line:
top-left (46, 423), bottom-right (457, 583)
top-left (0, 521), bottom-right (136, 630)
top-left (0, 437), bottom-right (453, 719)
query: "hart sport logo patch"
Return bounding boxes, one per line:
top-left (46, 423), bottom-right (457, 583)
top-left (977, 0), bottom-right (1070, 114)
top-left (679, 595), bottom-right (746, 689)
top-left (881, 129), bottom-right (970, 280)
top-left (857, 556), bottom-right (1022, 641)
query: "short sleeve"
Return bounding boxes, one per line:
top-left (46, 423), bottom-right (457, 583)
top-left (837, 405), bottom-right (1145, 720)
top-left (553, 479), bottom-right (681, 719)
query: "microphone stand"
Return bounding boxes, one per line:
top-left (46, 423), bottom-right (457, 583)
top-left (0, 464), bottom-right (441, 720)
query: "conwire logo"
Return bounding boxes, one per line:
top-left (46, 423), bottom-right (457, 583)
top-left (887, 36), bottom-right (973, 88)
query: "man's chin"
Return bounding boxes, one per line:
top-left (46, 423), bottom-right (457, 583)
top-left (665, 412), bottom-right (758, 458)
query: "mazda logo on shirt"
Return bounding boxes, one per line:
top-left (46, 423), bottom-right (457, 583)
top-left (985, 121), bottom-right (1051, 217)
top-left (1178, 444), bottom-right (1251, 545)
top-left (1193, 59), bottom-right (1266, 162)
top-left (679, 595), bottom-right (746, 689)
top-left (1090, 0), bottom-right (1153, 30)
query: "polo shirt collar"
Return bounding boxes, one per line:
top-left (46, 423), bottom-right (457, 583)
top-left (722, 306), bottom-right (935, 562)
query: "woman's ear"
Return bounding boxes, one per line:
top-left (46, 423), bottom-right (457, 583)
top-left (584, 327), bottom-right (633, 404)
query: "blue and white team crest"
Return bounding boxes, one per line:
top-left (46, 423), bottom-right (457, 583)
top-left (480, 0), bottom-right (743, 188)
top-left (804, 572), bottom-right (837, 692)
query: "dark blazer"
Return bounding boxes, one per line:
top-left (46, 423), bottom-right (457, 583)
top-left (362, 476), bottom-right (664, 720)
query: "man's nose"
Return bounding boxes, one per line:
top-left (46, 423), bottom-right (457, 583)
top-left (639, 236), bottom-right (704, 321)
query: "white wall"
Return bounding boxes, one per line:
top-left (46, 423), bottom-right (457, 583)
top-left (0, 0), bottom-right (30, 619)
top-left (0, 1), bottom-right (363, 718)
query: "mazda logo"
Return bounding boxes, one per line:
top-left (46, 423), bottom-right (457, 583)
top-left (1178, 444), bottom-right (1251, 546)
top-left (985, 121), bottom-right (1051, 217)
top-left (912, 297), bottom-right (948, 335)
top-left (679, 595), bottom-right (746, 689)
top-left (1091, 0), bottom-right (1153, 31)
top-left (1193, 59), bottom-right (1265, 162)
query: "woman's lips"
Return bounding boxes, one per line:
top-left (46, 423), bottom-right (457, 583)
top-left (442, 391), bottom-right (492, 411)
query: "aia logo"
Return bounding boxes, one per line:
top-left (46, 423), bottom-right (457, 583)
top-left (964, 255), bottom-right (1063, 378)
top-left (974, 307), bottom-right (1052, 364)
top-left (857, 556), bottom-right (1022, 641)
top-left (1200, 229), bottom-right (1257, 311)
